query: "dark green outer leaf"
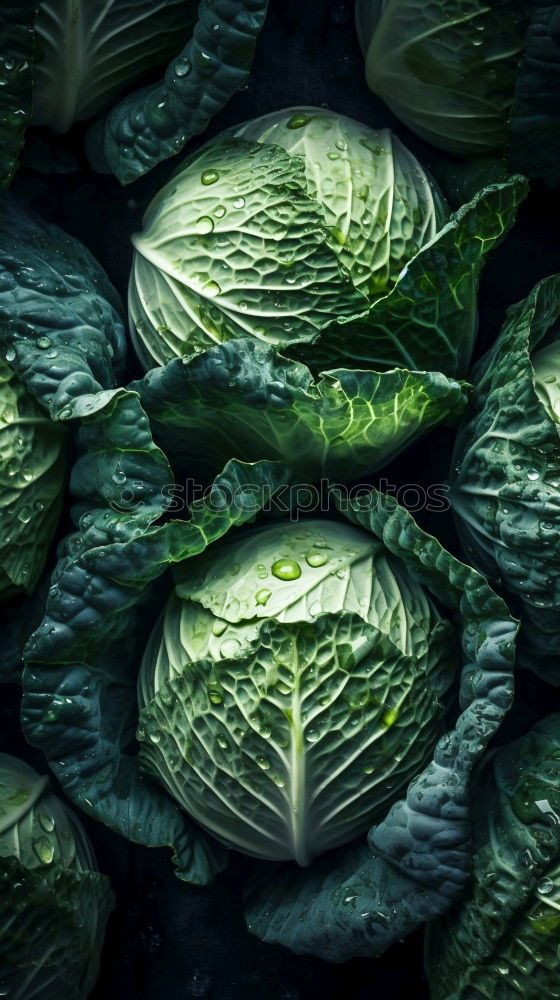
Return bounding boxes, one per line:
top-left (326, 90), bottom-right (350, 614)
top-left (0, 1), bottom-right (39, 188)
top-left (244, 489), bottom-right (516, 959)
top-left (0, 194), bottom-right (127, 680)
top-left (86, 0), bottom-right (269, 184)
top-left (296, 176), bottom-right (528, 378)
top-left (0, 854), bottom-right (113, 999)
top-left (510, 2), bottom-right (560, 187)
top-left (131, 337), bottom-right (468, 481)
top-left (0, 194), bottom-right (126, 416)
top-left (426, 714), bottom-right (560, 1000)
top-left (450, 274), bottom-right (560, 683)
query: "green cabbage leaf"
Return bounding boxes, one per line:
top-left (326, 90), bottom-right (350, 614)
top-left (358, 0), bottom-right (560, 186)
top-left (132, 339), bottom-right (467, 481)
top-left (0, 0), bottom-right (268, 186)
top-left (0, 192), bottom-right (126, 679)
top-left (451, 274), bottom-right (560, 684)
top-left (0, 753), bottom-right (113, 999)
top-left (426, 714), bottom-right (560, 999)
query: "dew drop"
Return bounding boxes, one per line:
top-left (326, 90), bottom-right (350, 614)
top-left (255, 588), bottom-right (272, 606)
top-left (382, 706), bottom-right (399, 727)
top-left (196, 216), bottom-right (214, 235)
top-left (175, 57), bottom-right (191, 77)
top-left (271, 559), bottom-right (301, 581)
top-left (38, 812), bottom-right (55, 833)
top-left (220, 638), bottom-right (242, 658)
top-left (201, 169), bottom-right (219, 185)
top-left (33, 837), bottom-right (54, 865)
top-left (287, 113), bottom-right (311, 129)
top-left (17, 506), bottom-right (32, 524)
top-left (305, 551), bottom-right (327, 568)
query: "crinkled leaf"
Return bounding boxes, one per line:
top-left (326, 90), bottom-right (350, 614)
top-left (0, 194), bottom-right (127, 680)
top-left (138, 610), bottom-right (456, 864)
top-left (132, 338), bottom-right (467, 480)
top-left (451, 274), bottom-right (560, 683)
top-left (129, 136), bottom-right (367, 369)
top-left (233, 110), bottom-right (448, 299)
top-left (0, 193), bottom-right (126, 417)
top-left (298, 175), bottom-right (528, 376)
top-left (86, 0), bottom-right (269, 184)
top-left (244, 488), bottom-right (516, 959)
top-left (426, 714), bottom-right (560, 1000)
top-left (0, 359), bottom-right (67, 599)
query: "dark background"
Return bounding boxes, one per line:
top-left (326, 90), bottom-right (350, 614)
top-left (3, 0), bottom-right (560, 997)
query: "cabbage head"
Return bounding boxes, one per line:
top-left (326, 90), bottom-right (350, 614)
top-left (0, 753), bottom-right (113, 999)
top-left (450, 274), bottom-right (560, 685)
top-left (357, 0), bottom-right (528, 157)
top-left (129, 106), bottom-right (448, 370)
top-left (137, 518), bottom-right (456, 866)
top-left (356, 0), bottom-right (560, 186)
top-left (129, 105), bottom-right (525, 378)
top-left (0, 356), bottom-right (67, 600)
top-left (22, 442), bottom-right (516, 960)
